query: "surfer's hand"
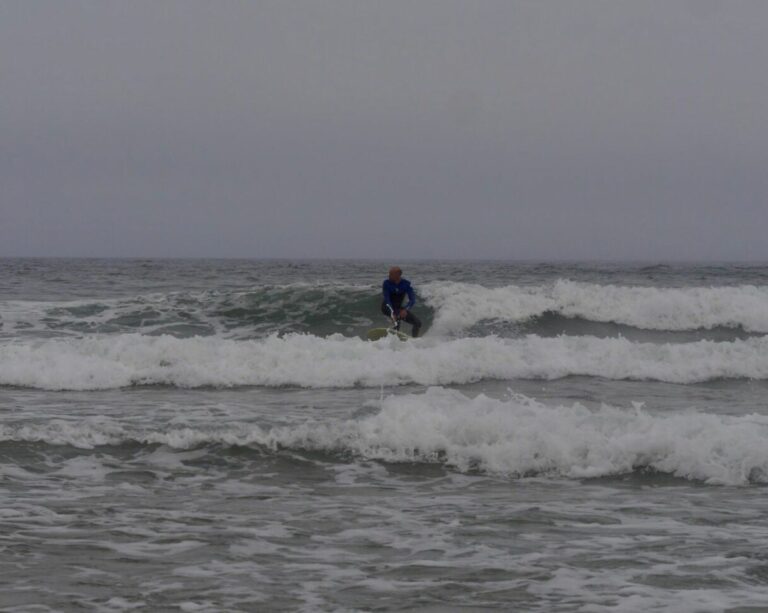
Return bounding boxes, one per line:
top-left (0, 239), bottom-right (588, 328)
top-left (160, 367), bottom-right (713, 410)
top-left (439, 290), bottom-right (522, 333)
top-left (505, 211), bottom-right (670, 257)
top-left (399, 309), bottom-right (408, 319)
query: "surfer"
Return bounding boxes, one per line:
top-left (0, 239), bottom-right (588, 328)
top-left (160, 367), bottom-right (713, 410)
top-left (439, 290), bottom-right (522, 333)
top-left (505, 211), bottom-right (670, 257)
top-left (381, 266), bottom-right (422, 338)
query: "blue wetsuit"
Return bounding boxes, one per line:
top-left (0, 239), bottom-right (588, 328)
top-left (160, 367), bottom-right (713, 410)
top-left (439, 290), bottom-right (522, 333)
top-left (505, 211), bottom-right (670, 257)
top-left (382, 278), bottom-right (416, 312)
top-left (381, 278), bottom-right (421, 337)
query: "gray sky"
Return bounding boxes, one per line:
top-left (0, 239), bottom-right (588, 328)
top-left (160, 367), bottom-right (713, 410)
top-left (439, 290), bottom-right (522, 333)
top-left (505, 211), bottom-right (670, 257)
top-left (2, 0), bottom-right (767, 260)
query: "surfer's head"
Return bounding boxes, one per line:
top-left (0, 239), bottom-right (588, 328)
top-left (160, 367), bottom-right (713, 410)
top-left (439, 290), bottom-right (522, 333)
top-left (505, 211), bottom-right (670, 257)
top-left (388, 266), bottom-right (402, 282)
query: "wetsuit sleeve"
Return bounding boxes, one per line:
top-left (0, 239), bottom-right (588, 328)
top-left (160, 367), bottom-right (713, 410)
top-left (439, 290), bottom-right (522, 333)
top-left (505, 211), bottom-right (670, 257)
top-left (405, 282), bottom-right (416, 310)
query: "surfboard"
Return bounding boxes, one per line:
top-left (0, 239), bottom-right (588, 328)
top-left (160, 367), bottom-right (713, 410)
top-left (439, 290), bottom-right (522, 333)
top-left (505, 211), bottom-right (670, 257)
top-left (367, 328), bottom-right (409, 341)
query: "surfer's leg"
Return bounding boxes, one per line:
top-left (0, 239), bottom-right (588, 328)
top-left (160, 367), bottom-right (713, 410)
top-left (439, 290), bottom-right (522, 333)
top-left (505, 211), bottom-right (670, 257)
top-left (404, 312), bottom-right (421, 337)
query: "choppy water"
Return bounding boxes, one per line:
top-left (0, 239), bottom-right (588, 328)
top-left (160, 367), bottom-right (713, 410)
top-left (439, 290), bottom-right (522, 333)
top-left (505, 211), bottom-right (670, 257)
top-left (2, 258), bottom-right (768, 612)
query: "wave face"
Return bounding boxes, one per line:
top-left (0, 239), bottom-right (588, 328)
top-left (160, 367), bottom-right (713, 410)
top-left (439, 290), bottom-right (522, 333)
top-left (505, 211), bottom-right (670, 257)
top-left (0, 283), bottom-right (401, 340)
top-left (421, 280), bottom-right (768, 334)
top-left (3, 388), bottom-right (766, 485)
top-left (4, 333), bottom-right (768, 390)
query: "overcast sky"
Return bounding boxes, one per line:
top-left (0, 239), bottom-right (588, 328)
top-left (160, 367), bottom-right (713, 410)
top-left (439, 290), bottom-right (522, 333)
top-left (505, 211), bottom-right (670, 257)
top-left (2, 1), bottom-right (767, 260)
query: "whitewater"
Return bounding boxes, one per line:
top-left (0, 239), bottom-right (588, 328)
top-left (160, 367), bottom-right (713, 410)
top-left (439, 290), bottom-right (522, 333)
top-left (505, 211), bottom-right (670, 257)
top-left (4, 332), bottom-right (768, 390)
top-left (2, 258), bottom-right (768, 612)
top-left (422, 278), bottom-right (768, 333)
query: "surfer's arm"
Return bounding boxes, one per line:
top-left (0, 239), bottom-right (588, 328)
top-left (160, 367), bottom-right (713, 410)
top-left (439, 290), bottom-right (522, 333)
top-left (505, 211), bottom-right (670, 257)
top-left (404, 284), bottom-right (416, 310)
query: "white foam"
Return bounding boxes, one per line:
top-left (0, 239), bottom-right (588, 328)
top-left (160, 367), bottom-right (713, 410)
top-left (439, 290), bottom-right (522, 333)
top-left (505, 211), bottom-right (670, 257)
top-left (421, 280), bottom-right (768, 333)
top-left (283, 388), bottom-right (768, 485)
top-left (2, 418), bottom-right (128, 447)
top-left (2, 332), bottom-right (768, 390)
top-left (4, 388), bottom-right (767, 485)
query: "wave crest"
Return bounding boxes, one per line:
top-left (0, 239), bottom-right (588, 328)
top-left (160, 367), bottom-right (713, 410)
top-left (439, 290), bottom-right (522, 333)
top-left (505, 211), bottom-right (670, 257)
top-left (421, 280), bottom-right (768, 333)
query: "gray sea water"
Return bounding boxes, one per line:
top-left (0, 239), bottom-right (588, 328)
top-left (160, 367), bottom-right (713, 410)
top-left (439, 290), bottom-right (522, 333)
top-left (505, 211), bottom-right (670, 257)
top-left (2, 258), bottom-right (768, 612)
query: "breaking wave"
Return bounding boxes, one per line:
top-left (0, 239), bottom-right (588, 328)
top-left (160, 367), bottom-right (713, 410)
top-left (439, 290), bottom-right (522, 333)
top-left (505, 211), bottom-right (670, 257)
top-left (3, 333), bottom-right (768, 390)
top-left (6, 280), bottom-right (768, 343)
top-left (421, 280), bottom-right (768, 334)
top-left (3, 388), bottom-right (767, 485)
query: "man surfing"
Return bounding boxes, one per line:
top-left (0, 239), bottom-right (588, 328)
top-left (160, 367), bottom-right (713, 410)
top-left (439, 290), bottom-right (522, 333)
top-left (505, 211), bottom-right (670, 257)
top-left (381, 266), bottom-right (422, 338)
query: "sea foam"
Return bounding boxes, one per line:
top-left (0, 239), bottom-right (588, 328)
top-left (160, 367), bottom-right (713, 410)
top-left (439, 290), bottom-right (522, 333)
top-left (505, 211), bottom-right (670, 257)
top-left (3, 332), bottom-right (768, 390)
top-left (421, 280), bottom-right (768, 333)
top-left (3, 388), bottom-right (767, 485)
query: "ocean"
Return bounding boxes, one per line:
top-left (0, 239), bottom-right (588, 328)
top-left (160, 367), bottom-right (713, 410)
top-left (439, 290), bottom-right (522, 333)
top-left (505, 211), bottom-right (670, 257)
top-left (2, 258), bottom-right (768, 612)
